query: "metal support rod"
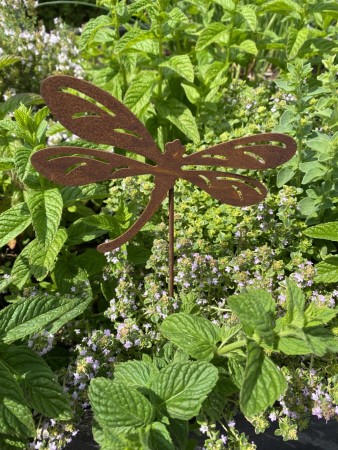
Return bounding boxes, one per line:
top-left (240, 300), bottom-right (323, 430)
top-left (168, 187), bottom-right (174, 297)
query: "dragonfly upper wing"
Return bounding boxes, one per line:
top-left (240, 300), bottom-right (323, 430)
top-left (40, 75), bottom-right (160, 161)
top-left (184, 133), bottom-right (296, 169)
top-left (182, 170), bottom-right (267, 206)
top-left (31, 147), bottom-right (154, 186)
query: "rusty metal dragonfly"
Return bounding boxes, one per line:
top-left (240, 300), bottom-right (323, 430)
top-left (31, 75), bottom-right (296, 293)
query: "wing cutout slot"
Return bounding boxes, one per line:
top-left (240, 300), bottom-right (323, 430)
top-left (72, 111), bottom-right (101, 119)
top-left (243, 151), bottom-right (265, 164)
top-left (58, 86), bottom-right (116, 118)
top-left (114, 128), bottom-right (143, 139)
top-left (45, 153), bottom-right (111, 164)
top-left (65, 162), bottom-right (87, 174)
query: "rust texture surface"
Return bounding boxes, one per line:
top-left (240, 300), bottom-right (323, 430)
top-left (31, 75), bottom-right (297, 254)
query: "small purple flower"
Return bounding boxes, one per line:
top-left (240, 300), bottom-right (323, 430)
top-left (269, 412), bottom-right (277, 422)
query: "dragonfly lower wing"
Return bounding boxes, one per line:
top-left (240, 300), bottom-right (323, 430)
top-left (182, 170), bottom-right (267, 206)
top-left (97, 176), bottom-right (175, 253)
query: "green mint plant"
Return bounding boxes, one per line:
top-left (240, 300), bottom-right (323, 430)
top-left (304, 221), bottom-right (338, 283)
top-left (0, 286), bottom-right (92, 449)
top-left (88, 279), bottom-right (338, 449)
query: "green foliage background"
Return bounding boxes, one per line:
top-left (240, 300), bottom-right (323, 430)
top-left (0, 0), bottom-right (338, 449)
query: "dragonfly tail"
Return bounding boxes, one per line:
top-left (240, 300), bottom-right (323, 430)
top-left (97, 177), bottom-right (174, 253)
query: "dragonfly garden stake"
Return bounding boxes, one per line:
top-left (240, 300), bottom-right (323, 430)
top-left (31, 75), bottom-right (297, 297)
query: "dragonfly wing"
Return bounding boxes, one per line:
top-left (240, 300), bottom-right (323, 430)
top-left (40, 75), bottom-right (160, 160)
top-left (97, 176), bottom-right (175, 253)
top-left (31, 147), bottom-right (154, 186)
top-left (182, 170), bottom-right (267, 206)
top-left (184, 133), bottom-right (296, 169)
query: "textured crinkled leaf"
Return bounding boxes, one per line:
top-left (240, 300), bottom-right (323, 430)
top-left (27, 189), bottom-right (63, 247)
top-left (239, 5), bottom-right (257, 31)
top-left (61, 183), bottom-right (108, 205)
top-left (15, 147), bottom-right (38, 186)
top-left (0, 158), bottom-right (14, 171)
top-left (304, 222), bottom-right (338, 241)
top-left (151, 361), bottom-right (218, 420)
top-left (0, 93), bottom-right (42, 118)
top-left (304, 302), bottom-right (338, 326)
top-left (0, 55), bottom-right (21, 69)
top-left (277, 166), bottom-right (296, 187)
top-left (238, 40), bottom-right (258, 55)
top-left (79, 15), bottom-right (112, 52)
top-left (115, 30), bottom-right (158, 54)
top-left (0, 359), bottom-right (35, 438)
top-left (53, 254), bottom-right (89, 294)
top-left (92, 420), bottom-right (126, 450)
top-left (0, 203), bottom-right (31, 249)
top-left (0, 435), bottom-right (27, 449)
top-left (240, 342), bottom-right (287, 417)
top-left (228, 290), bottom-right (275, 347)
top-left (260, 0), bottom-right (302, 13)
top-left (315, 257), bottom-right (338, 283)
top-left (160, 313), bottom-right (220, 361)
top-left (167, 418), bottom-right (189, 450)
top-left (287, 27), bottom-right (309, 59)
top-left (67, 218), bottom-right (108, 245)
top-left (29, 229), bottom-right (67, 281)
top-left (276, 324), bottom-right (333, 356)
top-left (124, 72), bottom-right (156, 114)
top-left (89, 379), bottom-right (154, 433)
top-left (114, 360), bottom-right (158, 389)
top-left (0, 291), bottom-right (92, 344)
top-left (160, 55), bottom-right (194, 82)
top-left (156, 99), bottom-right (200, 144)
top-left (2, 345), bottom-right (72, 420)
top-left (148, 422), bottom-right (174, 450)
top-left (196, 23), bottom-right (229, 50)
top-left (181, 81), bottom-right (200, 105)
top-left (283, 279), bottom-right (305, 327)
top-left (10, 240), bottom-right (34, 289)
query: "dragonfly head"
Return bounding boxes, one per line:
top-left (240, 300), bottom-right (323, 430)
top-left (164, 139), bottom-right (186, 160)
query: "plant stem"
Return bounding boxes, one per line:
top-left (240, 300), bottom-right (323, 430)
top-left (218, 339), bottom-right (246, 355)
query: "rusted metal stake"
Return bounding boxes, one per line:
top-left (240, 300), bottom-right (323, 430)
top-left (168, 187), bottom-right (174, 298)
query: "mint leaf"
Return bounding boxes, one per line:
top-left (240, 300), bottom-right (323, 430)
top-left (0, 359), bottom-right (35, 438)
top-left (304, 302), bottom-right (338, 326)
top-left (1, 345), bottom-right (72, 420)
top-left (148, 422), bottom-right (174, 450)
top-left (304, 221), bottom-right (338, 241)
top-left (160, 313), bottom-right (220, 361)
top-left (27, 188), bottom-right (63, 247)
top-left (315, 257), bottom-right (338, 283)
top-left (114, 360), bottom-right (159, 389)
top-left (156, 99), bottom-right (200, 144)
top-left (196, 23), bottom-right (229, 50)
top-left (0, 291), bottom-right (92, 344)
top-left (124, 71), bottom-right (156, 115)
top-left (150, 361), bottom-right (218, 420)
top-left (89, 379), bottom-right (154, 434)
top-left (160, 55), bottom-right (194, 82)
top-left (283, 279), bottom-right (305, 327)
top-left (240, 342), bottom-right (287, 417)
top-left (228, 290), bottom-right (275, 347)
top-left (29, 228), bottom-right (67, 281)
top-left (0, 203), bottom-right (31, 249)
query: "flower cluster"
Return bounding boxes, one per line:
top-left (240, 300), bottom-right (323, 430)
top-left (0, 2), bottom-right (82, 96)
